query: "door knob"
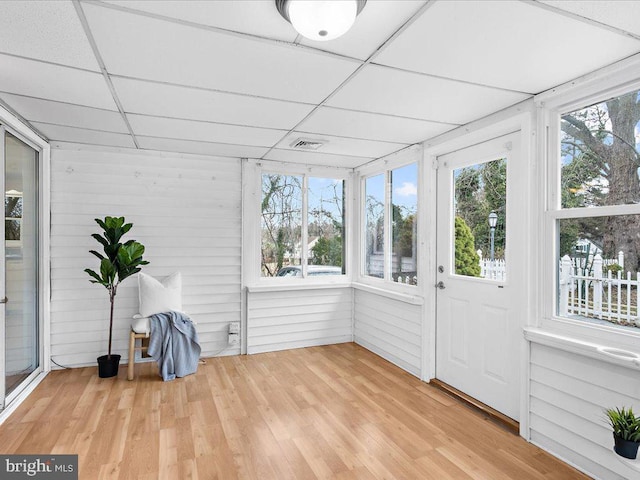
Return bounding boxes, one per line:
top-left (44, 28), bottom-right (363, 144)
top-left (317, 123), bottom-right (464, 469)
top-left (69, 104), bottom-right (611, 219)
top-left (436, 281), bottom-right (445, 290)
top-left (0, 296), bottom-right (7, 303)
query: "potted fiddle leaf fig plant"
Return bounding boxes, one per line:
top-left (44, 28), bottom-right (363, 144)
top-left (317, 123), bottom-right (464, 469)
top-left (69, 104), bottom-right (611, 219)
top-left (85, 216), bottom-right (149, 378)
top-left (605, 406), bottom-right (640, 459)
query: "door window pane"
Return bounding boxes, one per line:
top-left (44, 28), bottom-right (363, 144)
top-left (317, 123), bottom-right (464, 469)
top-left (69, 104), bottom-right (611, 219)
top-left (5, 132), bottom-right (39, 396)
top-left (261, 174), bottom-right (302, 277)
top-left (557, 215), bottom-right (639, 329)
top-left (453, 157), bottom-right (507, 280)
top-left (365, 174), bottom-right (385, 278)
top-left (308, 178), bottom-right (344, 272)
top-left (391, 164), bottom-right (417, 285)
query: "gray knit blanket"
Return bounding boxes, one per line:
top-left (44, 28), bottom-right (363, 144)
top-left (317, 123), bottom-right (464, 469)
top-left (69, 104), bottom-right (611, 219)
top-left (148, 311), bottom-right (201, 381)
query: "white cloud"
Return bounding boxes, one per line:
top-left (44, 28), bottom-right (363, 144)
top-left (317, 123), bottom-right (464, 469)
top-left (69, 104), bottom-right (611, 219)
top-left (395, 182), bottom-right (417, 197)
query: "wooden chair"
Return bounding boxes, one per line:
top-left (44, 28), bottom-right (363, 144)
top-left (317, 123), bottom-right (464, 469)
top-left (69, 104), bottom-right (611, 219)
top-left (128, 317), bottom-right (151, 380)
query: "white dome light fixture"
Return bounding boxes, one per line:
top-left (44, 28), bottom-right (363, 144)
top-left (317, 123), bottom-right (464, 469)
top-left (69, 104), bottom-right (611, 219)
top-left (275, 0), bottom-right (367, 42)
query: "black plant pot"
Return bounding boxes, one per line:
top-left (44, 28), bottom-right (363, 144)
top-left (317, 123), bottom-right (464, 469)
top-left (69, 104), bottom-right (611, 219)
top-left (613, 433), bottom-right (640, 459)
top-left (97, 354), bottom-right (121, 378)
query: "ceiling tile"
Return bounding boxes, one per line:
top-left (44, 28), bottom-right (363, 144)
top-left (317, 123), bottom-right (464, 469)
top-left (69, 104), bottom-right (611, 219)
top-left (275, 131), bottom-right (406, 158)
top-left (0, 0), bottom-right (100, 71)
top-left (31, 122), bottom-right (135, 148)
top-left (327, 64), bottom-right (530, 125)
top-left (541, 1), bottom-right (640, 37)
top-left (298, 106), bottom-right (456, 144)
top-left (299, 0), bottom-right (427, 60)
top-left (137, 136), bottom-right (269, 159)
top-left (102, 0), bottom-right (298, 42)
top-left (127, 114), bottom-right (286, 147)
top-left (374, 0), bottom-right (640, 93)
top-left (112, 77), bottom-right (314, 130)
top-left (83, 3), bottom-right (360, 103)
top-left (0, 54), bottom-right (117, 110)
top-left (264, 148), bottom-right (372, 169)
top-left (0, 93), bottom-right (128, 133)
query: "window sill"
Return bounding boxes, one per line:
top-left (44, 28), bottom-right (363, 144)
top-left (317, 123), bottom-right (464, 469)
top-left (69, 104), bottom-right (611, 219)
top-left (524, 327), bottom-right (640, 371)
top-left (352, 282), bottom-right (424, 305)
top-left (246, 282), bottom-right (352, 294)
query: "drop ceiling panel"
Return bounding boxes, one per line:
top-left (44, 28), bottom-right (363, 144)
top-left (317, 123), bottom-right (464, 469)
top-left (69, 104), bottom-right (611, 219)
top-left (327, 65), bottom-right (530, 125)
top-left (298, 106), bottom-right (456, 144)
top-left (375, 0), bottom-right (640, 93)
top-left (264, 148), bottom-right (371, 169)
top-left (299, 0), bottom-right (427, 60)
top-left (137, 136), bottom-right (269, 159)
top-left (112, 77), bottom-right (314, 130)
top-left (0, 0), bottom-right (100, 71)
top-left (31, 122), bottom-right (135, 148)
top-left (83, 3), bottom-right (360, 103)
top-left (0, 93), bottom-right (128, 133)
top-left (541, 1), bottom-right (640, 37)
top-left (127, 114), bottom-right (286, 147)
top-left (0, 54), bottom-right (117, 110)
top-left (102, 0), bottom-right (298, 42)
top-left (275, 131), bottom-right (405, 158)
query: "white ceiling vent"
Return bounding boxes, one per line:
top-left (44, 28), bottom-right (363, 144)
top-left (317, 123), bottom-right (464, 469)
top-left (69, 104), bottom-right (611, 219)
top-left (290, 138), bottom-right (327, 150)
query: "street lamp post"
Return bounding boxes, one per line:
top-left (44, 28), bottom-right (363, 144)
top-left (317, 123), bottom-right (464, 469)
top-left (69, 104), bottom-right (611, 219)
top-left (488, 211), bottom-right (498, 264)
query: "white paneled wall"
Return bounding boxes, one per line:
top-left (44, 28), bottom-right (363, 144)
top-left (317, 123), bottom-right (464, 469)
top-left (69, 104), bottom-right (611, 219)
top-left (247, 287), bottom-right (352, 354)
top-left (353, 289), bottom-right (422, 377)
top-left (529, 343), bottom-right (640, 480)
top-left (50, 148), bottom-right (241, 367)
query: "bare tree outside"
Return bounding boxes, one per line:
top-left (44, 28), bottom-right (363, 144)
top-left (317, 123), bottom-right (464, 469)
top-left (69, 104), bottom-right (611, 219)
top-left (561, 89), bottom-right (640, 271)
top-left (261, 174), bottom-right (302, 277)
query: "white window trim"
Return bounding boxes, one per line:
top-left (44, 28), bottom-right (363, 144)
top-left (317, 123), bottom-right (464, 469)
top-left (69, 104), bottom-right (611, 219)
top-left (536, 56), bottom-right (640, 351)
top-left (357, 145), bottom-right (422, 292)
top-left (243, 159), bottom-right (353, 288)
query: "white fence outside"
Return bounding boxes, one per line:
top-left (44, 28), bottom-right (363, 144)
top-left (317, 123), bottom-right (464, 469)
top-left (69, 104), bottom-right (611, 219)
top-left (477, 250), bottom-right (506, 281)
top-left (559, 253), bottom-right (639, 326)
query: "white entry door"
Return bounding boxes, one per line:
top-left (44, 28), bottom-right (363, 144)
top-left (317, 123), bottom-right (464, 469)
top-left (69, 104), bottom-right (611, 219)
top-left (435, 133), bottom-right (524, 421)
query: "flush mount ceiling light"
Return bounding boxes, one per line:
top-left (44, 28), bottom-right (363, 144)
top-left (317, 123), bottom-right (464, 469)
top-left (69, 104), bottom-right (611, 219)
top-left (275, 0), bottom-right (367, 42)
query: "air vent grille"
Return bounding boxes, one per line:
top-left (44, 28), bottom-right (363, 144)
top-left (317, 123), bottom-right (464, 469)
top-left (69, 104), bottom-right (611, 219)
top-left (290, 138), bottom-right (326, 150)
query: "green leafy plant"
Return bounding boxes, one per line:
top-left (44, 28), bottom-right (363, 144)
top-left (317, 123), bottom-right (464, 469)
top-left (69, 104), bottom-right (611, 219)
top-left (605, 406), bottom-right (640, 442)
top-left (85, 216), bottom-right (149, 359)
top-left (454, 216), bottom-right (481, 277)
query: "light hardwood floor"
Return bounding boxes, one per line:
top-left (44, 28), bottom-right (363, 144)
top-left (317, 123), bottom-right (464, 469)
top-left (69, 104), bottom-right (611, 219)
top-left (0, 343), bottom-right (590, 480)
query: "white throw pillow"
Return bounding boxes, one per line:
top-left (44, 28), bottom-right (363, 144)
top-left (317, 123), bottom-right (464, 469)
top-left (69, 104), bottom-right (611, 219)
top-left (138, 272), bottom-right (182, 317)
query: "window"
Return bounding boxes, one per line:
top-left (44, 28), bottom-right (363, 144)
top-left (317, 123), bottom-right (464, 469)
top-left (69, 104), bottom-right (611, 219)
top-left (261, 173), bottom-right (345, 278)
top-left (554, 87), bottom-right (640, 330)
top-left (363, 163), bottom-right (418, 285)
top-left (453, 157), bottom-right (507, 281)
top-left (5, 190), bottom-right (22, 247)
top-left (364, 174), bottom-right (384, 278)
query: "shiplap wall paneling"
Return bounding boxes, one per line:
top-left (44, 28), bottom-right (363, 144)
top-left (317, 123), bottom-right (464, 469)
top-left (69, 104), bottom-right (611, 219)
top-left (353, 289), bottom-right (422, 377)
top-left (50, 149), bottom-right (242, 367)
top-left (246, 287), bottom-right (352, 354)
top-left (529, 343), bottom-right (640, 480)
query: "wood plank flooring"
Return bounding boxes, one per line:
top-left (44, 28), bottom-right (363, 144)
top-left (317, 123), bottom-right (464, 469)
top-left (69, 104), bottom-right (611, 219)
top-left (0, 343), bottom-right (590, 479)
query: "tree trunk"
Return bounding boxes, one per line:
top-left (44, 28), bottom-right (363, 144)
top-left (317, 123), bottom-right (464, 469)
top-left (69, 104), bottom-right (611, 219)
top-left (604, 94), bottom-right (640, 271)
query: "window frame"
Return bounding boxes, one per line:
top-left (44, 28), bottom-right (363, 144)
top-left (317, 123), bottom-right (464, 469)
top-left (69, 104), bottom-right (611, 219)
top-left (253, 161), bottom-right (351, 285)
top-left (359, 156), bottom-right (420, 290)
top-left (540, 76), bottom-right (640, 342)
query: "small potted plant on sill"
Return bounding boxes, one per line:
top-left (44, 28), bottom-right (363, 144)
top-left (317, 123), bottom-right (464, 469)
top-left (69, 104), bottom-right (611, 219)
top-left (605, 406), bottom-right (640, 459)
top-left (85, 216), bottom-right (149, 378)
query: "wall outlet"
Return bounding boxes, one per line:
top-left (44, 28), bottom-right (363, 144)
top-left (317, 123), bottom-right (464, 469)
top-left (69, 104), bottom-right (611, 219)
top-left (228, 321), bottom-right (240, 334)
top-left (228, 332), bottom-right (239, 346)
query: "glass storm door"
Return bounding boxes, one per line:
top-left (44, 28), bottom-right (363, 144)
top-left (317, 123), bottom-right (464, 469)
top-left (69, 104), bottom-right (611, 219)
top-left (435, 133), bottom-right (523, 421)
top-left (1, 127), bottom-right (40, 407)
